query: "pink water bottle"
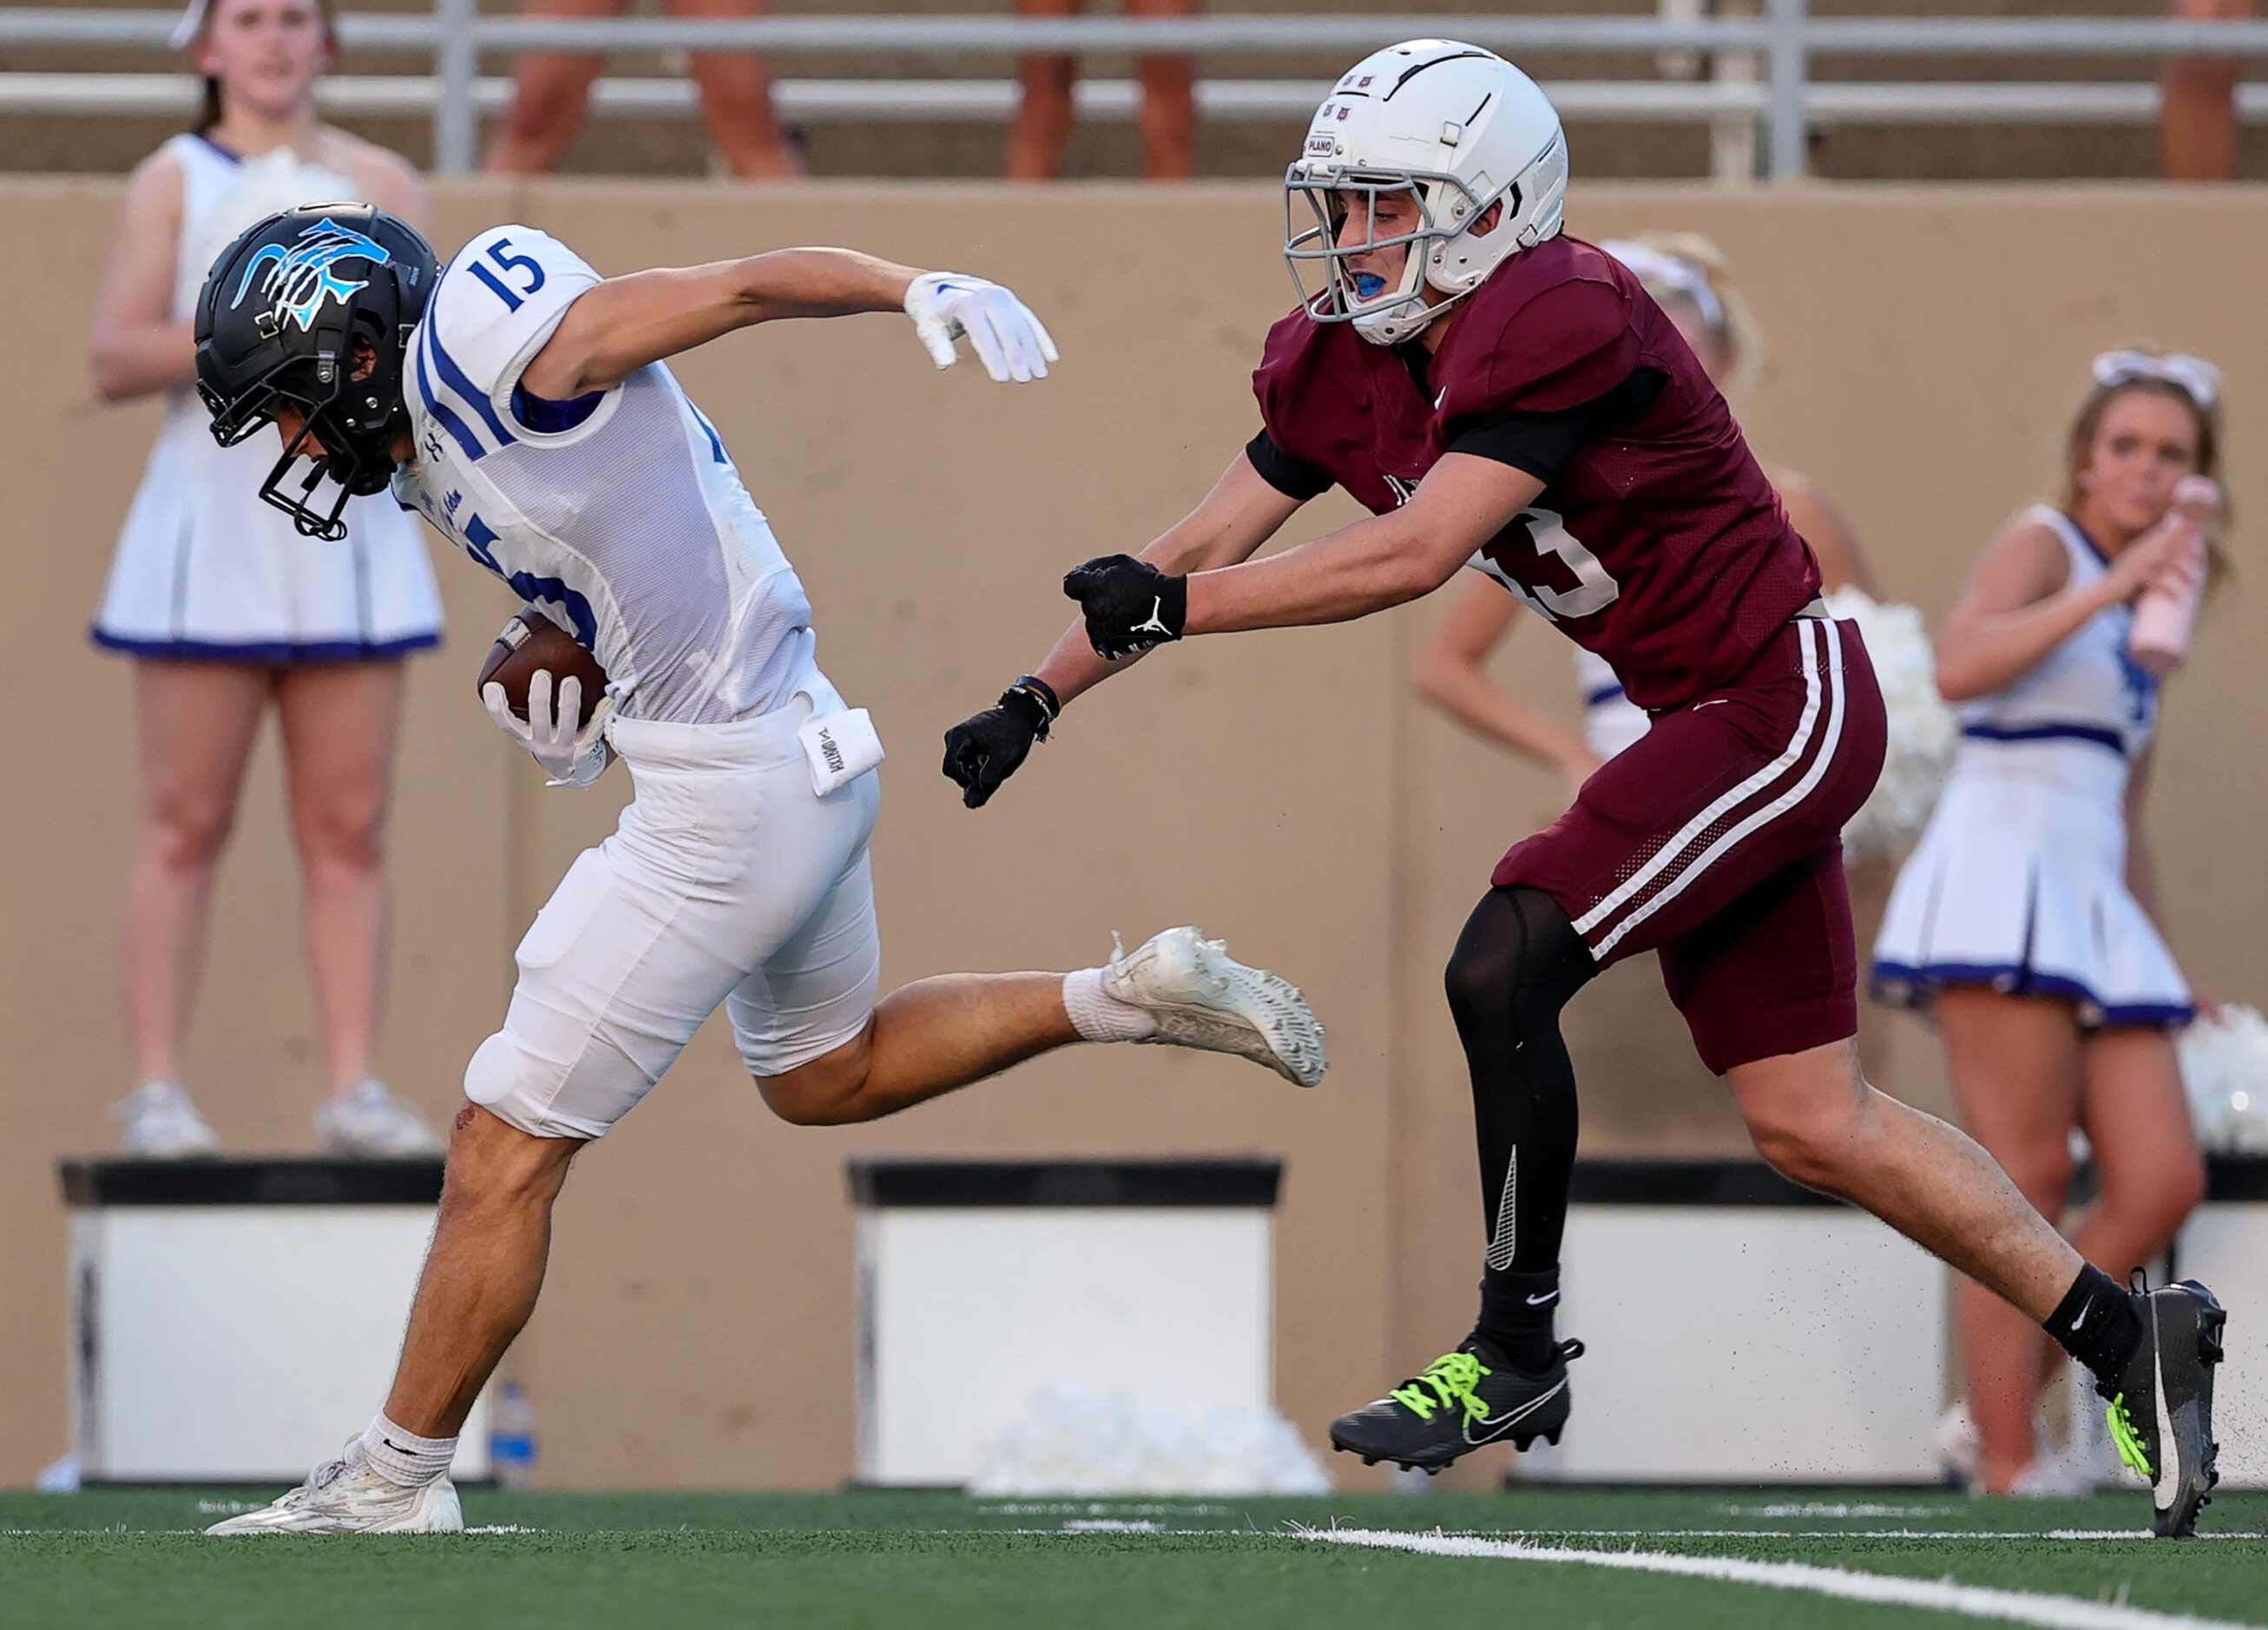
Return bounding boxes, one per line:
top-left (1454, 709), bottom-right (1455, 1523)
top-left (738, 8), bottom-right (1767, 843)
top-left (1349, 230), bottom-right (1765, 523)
top-left (2127, 476), bottom-right (2219, 677)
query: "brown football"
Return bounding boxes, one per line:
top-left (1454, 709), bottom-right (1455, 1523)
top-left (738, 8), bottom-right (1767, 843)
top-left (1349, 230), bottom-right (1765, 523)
top-left (477, 609), bottom-right (608, 726)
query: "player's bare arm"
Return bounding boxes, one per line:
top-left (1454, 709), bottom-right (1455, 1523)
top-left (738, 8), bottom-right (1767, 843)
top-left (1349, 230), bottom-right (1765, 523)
top-left (1064, 454), bottom-right (1542, 659)
top-left (523, 250), bottom-right (1058, 398)
top-left (941, 449), bottom-right (1305, 808)
top-left (1192, 455), bottom-right (1542, 632)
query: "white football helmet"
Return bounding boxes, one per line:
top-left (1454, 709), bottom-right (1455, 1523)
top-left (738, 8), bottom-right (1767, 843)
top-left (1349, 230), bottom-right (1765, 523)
top-left (1285, 41), bottom-right (1568, 346)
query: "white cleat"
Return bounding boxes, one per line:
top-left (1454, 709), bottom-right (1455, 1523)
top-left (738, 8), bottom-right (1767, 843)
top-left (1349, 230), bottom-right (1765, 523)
top-left (204, 1449), bottom-right (462, 1535)
top-left (1101, 926), bottom-right (1327, 1088)
top-left (315, 1081), bottom-right (445, 1156)
top-left (112, 1081), bottom-right (221, 1158)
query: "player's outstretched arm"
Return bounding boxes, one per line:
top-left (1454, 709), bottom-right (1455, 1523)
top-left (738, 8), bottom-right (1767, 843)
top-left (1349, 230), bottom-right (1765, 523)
top-left (940, 450), bottom-right (1307, 808)
top-left (1065, 453), bottom-right (1542, 659)
top-left (521, 250), bottom-right (1057, 398)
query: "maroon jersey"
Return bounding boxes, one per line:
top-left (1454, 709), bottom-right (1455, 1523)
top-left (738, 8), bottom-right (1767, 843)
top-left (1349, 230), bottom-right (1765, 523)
top-left (1252, 235), bottom-right (1820, 709)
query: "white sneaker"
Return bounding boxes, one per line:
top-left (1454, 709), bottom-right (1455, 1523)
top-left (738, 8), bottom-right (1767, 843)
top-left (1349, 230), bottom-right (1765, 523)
top-left (1101, 926), bottom-right (1327, 1088)
top-left (111, 1081), bottom-right (220, 1158)
top-left (2009, 1450), bottom-right (2098, 1497)
top-left (205, 1446), bottom-right (461, 1535)
top-left (315, 1081), bottom-right (444, 1156)
top-left (1932, 1400), bottom-right (1981, 1489)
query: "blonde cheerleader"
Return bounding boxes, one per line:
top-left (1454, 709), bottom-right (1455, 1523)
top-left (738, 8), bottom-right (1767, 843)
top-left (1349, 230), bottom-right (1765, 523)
top-left (89, 0), bottom-right (442, 1155)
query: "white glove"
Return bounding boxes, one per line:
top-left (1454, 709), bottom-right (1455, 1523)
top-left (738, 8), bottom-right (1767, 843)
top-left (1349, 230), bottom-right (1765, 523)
top-left (904, 271), bottom-right (1060, 383)
top-left (483, 668), bottom-right (614, 789)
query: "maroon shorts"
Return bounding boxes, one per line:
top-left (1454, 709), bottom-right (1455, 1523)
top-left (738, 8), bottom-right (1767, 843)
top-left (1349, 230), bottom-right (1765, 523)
top-left (1494, 615), bottom-right (1887, 1074)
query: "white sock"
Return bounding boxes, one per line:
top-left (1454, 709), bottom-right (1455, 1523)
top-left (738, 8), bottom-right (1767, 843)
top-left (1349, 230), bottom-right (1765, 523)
top-left (359, 1413), bottom-right (457, 1489)
top-left (1062, 967), bottom-right (1158, 1043)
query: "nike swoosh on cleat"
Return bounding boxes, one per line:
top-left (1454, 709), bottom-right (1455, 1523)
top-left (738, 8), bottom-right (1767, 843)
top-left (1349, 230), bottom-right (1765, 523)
top-left (2152, 1297), bottom-right (2179, 1511)
top-left (1460, 1378), bottom-right (1567, 1447)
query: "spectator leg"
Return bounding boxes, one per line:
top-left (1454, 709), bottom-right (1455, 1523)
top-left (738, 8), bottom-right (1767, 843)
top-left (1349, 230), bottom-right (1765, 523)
top-left (1008, 0), bottom-right (1081, 181)
top-left (668, 0), bottom-right (806, 180)
top-left (2067, 1028), bottom-right (2209, 1288)
top-left (483, 0), bottom-right (622, 176)
top-left (122, 661), bottom-right (271, 1090)
top-left (1128, 0), bottom-right (1195, 179)
top-left (1933, 988), bottom-right (2086, 1494)
top-left (277, 660), bottom-right (404, 1099)
top-left (2162, 0), bottom-right (2253, 181)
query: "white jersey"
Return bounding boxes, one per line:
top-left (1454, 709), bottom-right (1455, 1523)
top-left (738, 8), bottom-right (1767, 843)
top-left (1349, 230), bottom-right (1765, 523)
top-left (1956, 505), bottom-right (2158, 763)
top-left (396, 226), bottom-right (818, 723)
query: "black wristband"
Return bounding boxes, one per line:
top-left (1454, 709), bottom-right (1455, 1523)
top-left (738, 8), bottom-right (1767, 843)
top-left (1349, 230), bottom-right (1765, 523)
top-left (1009, 674), bottom-right (1061, 721)
top-left (998, 681), bottom-right (1054, 741)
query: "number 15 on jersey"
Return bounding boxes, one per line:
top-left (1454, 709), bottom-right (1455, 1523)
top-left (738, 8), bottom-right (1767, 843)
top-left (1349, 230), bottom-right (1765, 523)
top-left (466, 237), bottom-right (548, 312)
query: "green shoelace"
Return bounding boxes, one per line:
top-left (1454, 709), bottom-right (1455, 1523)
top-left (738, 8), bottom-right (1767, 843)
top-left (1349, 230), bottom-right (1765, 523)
top-left (2107, 1393), bottom-right (2154, 1479)
top-left (1390, 1351), bottom-right (1494, 1423)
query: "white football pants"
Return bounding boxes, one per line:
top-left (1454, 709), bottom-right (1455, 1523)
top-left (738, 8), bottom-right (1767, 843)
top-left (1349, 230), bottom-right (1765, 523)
top-left (465, 682), bottom-right (883, 1140)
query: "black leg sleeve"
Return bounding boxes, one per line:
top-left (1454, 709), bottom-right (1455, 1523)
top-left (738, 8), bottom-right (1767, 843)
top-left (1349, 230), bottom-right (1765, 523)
top-left (1443, 886), bottom-right (1596, 1278)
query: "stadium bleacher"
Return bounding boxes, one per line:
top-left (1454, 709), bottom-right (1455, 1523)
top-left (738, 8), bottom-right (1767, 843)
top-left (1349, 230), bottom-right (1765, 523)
top-left (0, 0), bottom-right (2262, 181)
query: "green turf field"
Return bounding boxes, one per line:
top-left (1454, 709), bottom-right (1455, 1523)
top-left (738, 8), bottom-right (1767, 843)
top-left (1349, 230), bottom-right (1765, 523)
top-left (4, 1486), bottom-right (2264, 1629)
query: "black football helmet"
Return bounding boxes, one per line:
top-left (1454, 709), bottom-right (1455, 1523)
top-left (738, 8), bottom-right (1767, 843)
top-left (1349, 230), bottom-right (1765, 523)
top-left (194, 203), bottom-right (436, 541)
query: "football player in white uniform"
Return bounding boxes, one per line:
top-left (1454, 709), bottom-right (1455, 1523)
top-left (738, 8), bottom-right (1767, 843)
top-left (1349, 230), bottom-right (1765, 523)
top-left (190, 205), bottom-right (1327, 1535)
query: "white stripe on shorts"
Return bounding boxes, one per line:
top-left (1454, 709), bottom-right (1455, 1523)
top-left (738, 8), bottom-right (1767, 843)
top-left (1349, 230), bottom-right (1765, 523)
top-left (1576, 620), bottom-right (1844, 958)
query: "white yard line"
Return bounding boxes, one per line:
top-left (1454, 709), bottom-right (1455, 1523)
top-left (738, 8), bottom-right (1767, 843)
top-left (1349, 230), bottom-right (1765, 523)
top-left (1394, 1528), bottom-right (2266, 1542)
top-left (1725, 1502), bottom-right (1961, 1519)
top-left (1304, 1527), bottom-right (2265, 1630)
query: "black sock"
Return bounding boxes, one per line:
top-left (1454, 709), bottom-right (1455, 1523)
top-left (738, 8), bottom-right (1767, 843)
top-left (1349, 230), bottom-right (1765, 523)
top-left (1475, 1267), bottom-right (1561, 1371)
top-left (1443, 886), bottom-right (1594, 1359)
top-left (2045, 1264), bottom-right (2142, 1383)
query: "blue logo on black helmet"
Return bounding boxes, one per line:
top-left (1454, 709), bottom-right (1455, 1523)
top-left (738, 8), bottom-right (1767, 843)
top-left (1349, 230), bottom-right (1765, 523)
top-left (230, 218), bottom-right (392, 332)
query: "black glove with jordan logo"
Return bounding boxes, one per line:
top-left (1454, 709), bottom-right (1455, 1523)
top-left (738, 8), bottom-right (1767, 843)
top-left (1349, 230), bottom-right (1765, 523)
top-left (1063, 555), bottom-right (1187, 661)
top-left (942, 677), bottom-right (1057, 809)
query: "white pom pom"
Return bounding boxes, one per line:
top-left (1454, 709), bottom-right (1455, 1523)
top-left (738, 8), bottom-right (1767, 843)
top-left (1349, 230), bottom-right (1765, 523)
top-left (1826, 587), bottom-right (1961, 858)
top-left (2179, 1005), bottom-right (2268, 1153)
top-left (187, 150), bottom-right (352, 302)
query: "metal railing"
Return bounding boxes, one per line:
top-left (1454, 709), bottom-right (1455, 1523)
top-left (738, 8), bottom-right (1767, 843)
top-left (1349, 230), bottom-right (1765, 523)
top-left (3, 6), bottom-right (2268, 177)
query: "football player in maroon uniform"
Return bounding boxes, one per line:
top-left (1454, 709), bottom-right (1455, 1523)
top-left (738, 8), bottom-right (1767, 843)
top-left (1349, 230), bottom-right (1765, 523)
top-left (943, 40), bottom-right (2224, 1533)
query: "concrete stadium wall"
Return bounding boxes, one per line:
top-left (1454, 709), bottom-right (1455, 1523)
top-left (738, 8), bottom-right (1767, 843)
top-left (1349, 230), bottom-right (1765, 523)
top-left (3, 180), bottom-right (2265, 1490)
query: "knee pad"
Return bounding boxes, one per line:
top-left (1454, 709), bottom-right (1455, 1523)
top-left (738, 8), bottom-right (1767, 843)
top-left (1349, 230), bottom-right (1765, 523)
top-left (463, 1030), bottom-right (571, 1140)
top-left (1443, 886), bottom-right (1595, 1033)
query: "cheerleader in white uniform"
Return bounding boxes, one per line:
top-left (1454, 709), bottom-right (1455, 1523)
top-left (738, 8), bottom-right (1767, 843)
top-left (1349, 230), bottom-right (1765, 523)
top-left (1872, 351), bottom-right (2219, 1495)
top-left (89, 0), bottom-right (442, 1156)
top-left (1416, 233), bottom-right (1875, 785)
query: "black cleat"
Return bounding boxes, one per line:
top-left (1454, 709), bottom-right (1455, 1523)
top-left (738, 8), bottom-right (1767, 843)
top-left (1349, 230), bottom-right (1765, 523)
top-left (1329, 1338), bottom-right (1583, 1473)
top-left (2103, 1275), bottom-right (2225, 1538)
